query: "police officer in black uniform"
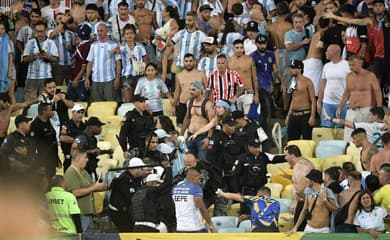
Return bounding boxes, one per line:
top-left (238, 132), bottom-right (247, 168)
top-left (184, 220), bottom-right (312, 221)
top-left (0, 115), bottom-right (36, 173)
top-left (207, 115), bottom-right (246, 216)
top-left (109, 157), bottom-right (147, 232)
top-left (234, 137), bottom-right (286, 214)
top-left (72, 116), bottom-right (112, 179)
top-left (30, 103), bottom-right (60, 180)
top-left (60, 104), bottom-right (86, 172)
top-left (119, 94), bottom-right (154, 158)
top-left (232, 110), bottom-right (271, 152)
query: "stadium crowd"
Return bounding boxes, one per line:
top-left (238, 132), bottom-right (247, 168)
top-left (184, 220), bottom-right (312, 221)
top-left (2, 0), bottom-right (390, 237)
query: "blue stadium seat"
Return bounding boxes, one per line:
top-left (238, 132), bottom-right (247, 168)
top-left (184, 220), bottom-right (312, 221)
top-left (315, 140), bottom-right (347, 159)
top-left (238, 220), bottom-right (252, 232)
top-left (217, 227), bottom-right (246, 233)
top-left (276, 198), bottom-right (292, 213)
top-left (117, 103), bottom-right (135, 116)
top-left (211, 216), bottom-right (238, 231)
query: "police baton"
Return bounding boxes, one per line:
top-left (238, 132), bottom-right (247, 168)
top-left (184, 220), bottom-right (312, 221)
top-left (107, 163), bottom-right (161, 172)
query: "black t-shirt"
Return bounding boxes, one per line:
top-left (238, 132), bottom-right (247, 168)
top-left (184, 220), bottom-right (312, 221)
top-left (321, 24), bottom-right (345, 50)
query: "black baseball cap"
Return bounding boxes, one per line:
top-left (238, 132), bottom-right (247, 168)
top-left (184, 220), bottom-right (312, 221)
top-left (199, 4), bottom-right (213, 11)
top-left (232, 110), bottom-right (245, 120)
top-left (221, 115), bottom-right (236, 126)
top-left (246, 21), bottom-right (258, 32)
top-left (306, 169), bottom-right (324, 183)
top-left (86, 117), bottom-right (105, 126)
top-left (133, 94), bottom-right (148, 102)
top-left (248, 137), bottom-right (261, 147)
top-left (289, 59), bottom-right (304, 69)
top-left (255, 34), bottom-right (267, 44)
top-left (373, 0), bottom-right (385, 5)
top-left (15, 115), bottom-right (32, 126)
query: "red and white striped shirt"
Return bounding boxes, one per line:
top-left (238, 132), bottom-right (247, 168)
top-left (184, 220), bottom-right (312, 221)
top-left (207, 68), bottom-right (243, 104)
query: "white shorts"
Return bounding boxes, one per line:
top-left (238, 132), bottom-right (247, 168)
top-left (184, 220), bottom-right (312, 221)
top-left (304, 224), bottom-right (330, 233)
top-left (303, 58), bottom-right (323, 97)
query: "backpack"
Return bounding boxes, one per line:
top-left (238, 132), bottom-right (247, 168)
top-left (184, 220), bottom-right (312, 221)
top-left (335, 190), bottom-right (360, 226)
top-left (188, 98), bottom-right (209, 121)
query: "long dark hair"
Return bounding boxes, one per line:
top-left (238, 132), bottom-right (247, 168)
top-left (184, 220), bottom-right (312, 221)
top-left (357, 190), bottom-right (376, 213)
top-left (165, 5), bottom-right (180, 25)
top-left (220, 19), bottom-right (237, 46)
top-left (158, 115), bottom-right (177, 134)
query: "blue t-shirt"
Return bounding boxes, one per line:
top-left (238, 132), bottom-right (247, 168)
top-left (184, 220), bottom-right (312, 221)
top-left (251, 50), bottom-right (275, 93)
top-left (284, 29), bottom-right (307, 62)
top-left (243, 195), bottom-right (280, 229)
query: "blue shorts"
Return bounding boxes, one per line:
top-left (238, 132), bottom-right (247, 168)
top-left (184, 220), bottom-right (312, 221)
top-left (320, 102), bottom-right (348, 128)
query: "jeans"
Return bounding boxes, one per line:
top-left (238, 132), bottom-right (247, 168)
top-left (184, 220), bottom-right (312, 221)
top-left (186, 133), bottom-right (207, 161)
top-left (67, 80), bottom-right (89, 101)
top-left (81, 215), bottom-right (98, 233)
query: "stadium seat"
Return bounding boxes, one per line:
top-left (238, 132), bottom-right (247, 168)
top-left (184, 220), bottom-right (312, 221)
top-left (265, 183), bottom-right (283, 198)
top-left (227, 203), bottom-right (240, 216)
top-left (87, 101), bottom-right (118, 118)
top-left (267, 162), bottom-right (290, 178)
top-left (278, 213), bottom-right (294, 232)
top-left (315, 140), bottom-right (347, 159)
top-left (162, 98), bottom-right (173, 116)
top-left (276, 198), bottom-right (292, 214)
top-left (211, 216), bottom-right (238, 231)
top-left (287, 140), bottom-right (316, 158)
top-left (7, 116), bottom-right (16, 134)
top-left (238, 219), bottom-right (252, 232)
top-left (208, 204), bottom-right (214, 218)
top-left (281, 185), bottom-right (293, 199)
top-left (27, 103), bottom-right (39, 118)
top-left (117, 102), bottom-right (135, 116)
top-left (312, 127), bottom-right (336, 146)
top-left (217, 227), bottom-right (246, 233)
top-left (270, 168), bottom-right (293, 190)
top-left (346, 142), bottom-right (363, 172)
top-left (322, 154), bottom-right (353, 171)
top-left (94, 191), bottom-right (106, 214)
top-left (307, 157), bottom-right (323, 171)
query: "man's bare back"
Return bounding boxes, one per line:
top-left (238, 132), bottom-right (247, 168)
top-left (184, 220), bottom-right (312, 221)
top-left (306, 30), bottom-right (324, 59)
top-left (346, 70), bottom-right (381, 108)
top-left (361, 144), bottom-right (378, 171)
top-left (291, 76), bottom-right (315, 111)
top-left (70, 5), bottom-right (86, 26)
top-left (176, 70), bottom-right (207, 103)
top-left (266, 16), bottom-right (292, 49)
top-left (133, 9), bottom-right (155, 42)
top-left (0, 109), bottom-right (12, 137)
top-left (370, 150), bottom-right (390, 175)
top-left (292, 159), bottom-right (314, 197)
top-left (228, 55), bottom-right (254, 90)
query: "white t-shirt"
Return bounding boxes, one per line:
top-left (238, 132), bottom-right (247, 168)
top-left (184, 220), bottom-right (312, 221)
top-left (172, 181), bottom-right (205, 231)
top-left (322, 60), bottom-right (350, 104)
top-left (354, 206), bottom-right (387, 231)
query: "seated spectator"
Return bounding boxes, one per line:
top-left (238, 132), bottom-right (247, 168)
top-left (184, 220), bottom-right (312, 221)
top-left (217, 185), bottom-right (280, 232)
top-left (354, 190), bottom-right (388, 239)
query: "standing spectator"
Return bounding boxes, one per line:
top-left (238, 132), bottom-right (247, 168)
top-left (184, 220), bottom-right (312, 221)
top-left (134, 63), bottom-right (172, 116)
top-left (172, 168), bottom-right (215, 232)
top-left (119, 94), bottom-right (154, 158)
top-left (107, 1), bottom-right (135, 44)
top-left (354, 190), bottom-right (388, 238)
top-left (48, 12), bottom-right (75, 86)
top-left (287, 169), bottom-right (337, 234)
top-left (68, 24), bottom-right (91, 102)
top-left (243, 21), bottom-right (259, 56)
top-left (251, 35), bottom-right (282, 132)
top-left (30, 103), bottom-right (60, 180)
top-left (60, 104), bottom-right (86, 172)
top-left (84, 4), bottom-right (101, 38)
top-left (132, 0), bottom-right (158, 63)
top-left (104, 0), bottom-right (135, 19)
top-left (23, 20), bottom-right (58, 102)
top-left (197, 4), bottom-right (213, 35)
top-left (41, 0), bottom-right (67, 30)
top-left (351, 128), bottom-right (378, 171)
top-left (336, 55), bottom-right (382, 142)
top-left (317, 44), bottom-right (350, 128)
top-left (218, 19), bottom-right (244, 57)
top-left (0, 22), bottom-right (13, 95)
top-left (217, 186), bottom-right (280, 232)
top-left (206, 54), bottom-right (244, 104)
top-left (109, 157), bottom-right (146, 232)
top-left (324, 167), bottom-right (343, 198)
top-left (374, 163), bottom-right (390, 210)
top-left (173, 53), bottom-right (207, 128)
top-left (85, 22), bottom-right (121, 101)
top-left (176, 0), bottom-right (198, 28)
top-left (120, 24), bottom-right (147, 102)
top-left (46, 175), bottom-right (82, 234)
top-left (162, 11), bottom-right (207, 81)
top-left (0, 10), bottom-right (15, 41)
top-left (198, 36), bottom-right (218, 78)
top-left (284, 13), bottom-right (311, 63)
top-left (371, 133), bottom-right (390, 175)
top-left (64, 149), bottom-right (105, 233)
top-left (285, 60), bottom-right (316, 141)
top-left (229, 39), bottom-right (259, 115)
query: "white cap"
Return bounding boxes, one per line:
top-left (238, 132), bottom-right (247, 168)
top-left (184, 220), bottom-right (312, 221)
top-left (145, 173), bottom-right (162, 183)
top-left (72, 104), bottom-right (85, 112)
top-left (157, 143), bottom-right (173, 154)
top-left (154, 129), bottom-right (171, 139)
top-left (128, 157), bottom-right (146, 168)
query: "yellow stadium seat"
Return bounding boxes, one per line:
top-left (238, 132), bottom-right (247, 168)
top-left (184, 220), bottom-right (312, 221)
top-left (281, 184), bottom-right (293, 199)
top-left (307, 157), bottom-right (323, 171)
top-left (322, 154), bottom-right (353, 171)
top-left (7, 116), bottom-right (16, 134)
top-left (227, 203), bottom-right (240, 216)
top-left (208, 204), bottom-right (214, 218)
top-left (99, 115), bottom-right (122, 144)
top-left (163, 98), bottom-right (173, 116)
top-left (94, 191), bottom-right (106, 214)
top-left (312, 127), bottom-right (336, 146)
top-left (270, 168), bottom-right (293, 190)
top-left (287, 140), bottom-right (316, 158)
top-left (265, 183), bottom-right (283, 199)
top-left (97, 141), bottom-right (112, 151)
top-left (278, 213), bottom-right (294, 232)
top-left (113, 145), bottom-right (125, 167)
top-left (333, 128), bottom-right (344, 140)
top-left (87, 101), bottom-right (118, 118)
top-left (267, 162), bottom-right (290, 178)
top-left (346, 141), bottom-right (363, 172)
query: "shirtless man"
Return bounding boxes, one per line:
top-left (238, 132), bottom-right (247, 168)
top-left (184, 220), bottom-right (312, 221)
top-left (371, 133), bottom-right (390, 175)
top-left (282, 145), bottom-right (314, 232)
top-left (336, 55), bottom-right (382, 142)
top-left (287, 169), bottom-right (337, 234)
top-left (70, 0), bottom-right (87, 26)
top-left (303, 17), bottom-right (329, 97)
top-left (351, 128), bottom-right (378, 171)
top-left (285, 60), bottom-right (316, 141)
top-left (132, 0), bottom-right (158, 63)
top-left (181, 81), bottom-right (215, 161)
top-left (229, 39), bottom-right (259, 114)
top-left (173, 53), bottom-right (207, 128)
top-left (266, 1), bottom-right (292, 113)
top-left (0, 93), bottom-right (37, 144)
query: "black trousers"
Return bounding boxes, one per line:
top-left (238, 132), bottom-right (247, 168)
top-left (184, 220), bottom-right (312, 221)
top-left (109, 209), bottom-right (134, 232)
top-left (176, 102), bottom-right (187, 125)
top-left (294, 199), bottom-right (307, 231)
top-left (287, 113), bottom-right (312, 141)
